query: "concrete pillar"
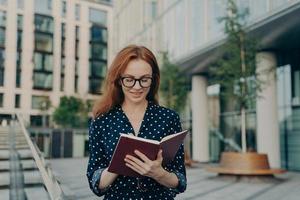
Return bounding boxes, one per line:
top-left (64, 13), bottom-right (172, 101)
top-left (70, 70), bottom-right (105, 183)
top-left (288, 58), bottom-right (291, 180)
top-left (52, 0), bottom-right (62, 108)
top-left (256, 52), bottom-right (280, 168)
top-left (22, 0), bottom-right (34, 118)
top-left (4, 0), bottom-right (17, 111)
top-left (78, 4), bottom-right (89, 96)
top-left (64, 0), bottom-right (75, 95)
top-left (191, 75), bottom-right (209, 162)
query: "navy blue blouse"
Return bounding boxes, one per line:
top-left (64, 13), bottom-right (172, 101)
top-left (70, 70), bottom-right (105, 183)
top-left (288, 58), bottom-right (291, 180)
top-left (86, 101), bottom-right (187, 200)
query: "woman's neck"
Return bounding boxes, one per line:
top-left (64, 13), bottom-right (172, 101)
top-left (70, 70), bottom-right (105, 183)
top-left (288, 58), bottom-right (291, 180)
top-left (121, 100), bottom-right (148, 113)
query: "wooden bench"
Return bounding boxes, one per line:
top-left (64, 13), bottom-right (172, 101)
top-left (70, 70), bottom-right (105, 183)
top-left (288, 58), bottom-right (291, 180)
top-left (206, 152), bottom-right (286, 175)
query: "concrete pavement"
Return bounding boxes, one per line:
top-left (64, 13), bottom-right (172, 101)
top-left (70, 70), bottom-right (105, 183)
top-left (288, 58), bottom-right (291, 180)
top-left (50, 158), bottom-right (300, 200)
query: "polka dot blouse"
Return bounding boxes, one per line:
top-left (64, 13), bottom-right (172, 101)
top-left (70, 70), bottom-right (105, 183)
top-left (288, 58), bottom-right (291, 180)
top-left (86, 101), bottom-right (187, 200)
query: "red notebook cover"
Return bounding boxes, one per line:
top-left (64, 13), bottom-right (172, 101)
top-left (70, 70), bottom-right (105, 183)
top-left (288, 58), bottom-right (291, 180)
top-left (107, 130), bottom-right (188, 177)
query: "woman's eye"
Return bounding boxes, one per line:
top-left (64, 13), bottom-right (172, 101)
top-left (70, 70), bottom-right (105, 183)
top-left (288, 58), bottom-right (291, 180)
top-left (125, 78), bottom-right (134, 82)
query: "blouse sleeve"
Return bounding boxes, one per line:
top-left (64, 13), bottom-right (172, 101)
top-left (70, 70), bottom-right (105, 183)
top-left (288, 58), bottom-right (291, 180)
top-left (164, 113), bottom-right (187, 194)
top-left (86, 119), bottom-right (110, 197)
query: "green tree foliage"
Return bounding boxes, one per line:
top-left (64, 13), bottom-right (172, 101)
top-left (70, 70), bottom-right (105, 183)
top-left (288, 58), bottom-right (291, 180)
top-left (209, 0), bottom-right (268, 152)
top-left (160, 52), bottom-right (188, 114)
top-left (53, 96), bottom-right (89, 128)
top-left (209, 0), bottom-right (259, 110)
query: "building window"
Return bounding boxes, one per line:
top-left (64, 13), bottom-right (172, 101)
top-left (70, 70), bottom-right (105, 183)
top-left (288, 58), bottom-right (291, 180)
top-left (0, 49), bottom-right (4, 86)
top-left (89, 8), bottom-right (107, 26)
top-left (34, 15), bottom-right (53, 33)
top-left (89, 25), bottom-right (107, 94)
top-left (0, 11), bottom-right (6, 48)
top-left (16, 15), bottom-right (23, 88)
top-left (90, 43), bottom-right (107, 60)
top-left (15, 94), bottom-right (21, 108)
top-left (0, 28), bottom-right (5, 48)
top-left (32, 95), bottom-right (49, 109)
top-left (35, 33), bottom-right (53, 52)
top-left (30, 115), bottom-right (42, 126)
top-left (75, 60), bottom-right (79, 93)
top-left (90, 26), bottom-right (107, 43)
top-left (75, 26), bottom-right (79, 93)
top-left (34, 53), bottom-right (53, 71)
top-left (16, 52), bottom-right (21, 87)
top-left (0, 11), bottom-right (5, 87)
top-left (0, 0), bottom-right (6, 6)
top-left (75, 4), bottom-right (80, 20)
top-left (61, 23), bottom-right (65, 55)
top-left (151, 0), bottom-right (157, 20)
top-left (60, 23), bottom-right (65, 91)
top-left (34, 14), bottom-right (53, 90)
top-left (61, 0), bottom-right (66, 18)
top-left (35, 0), bottom-right (52, 15)
top-left (17, 0), bottom-right (24, 9)
top-left (33, 72), bottom-right (53, 89)
top-left (60, 57), bottom-right (65, 91)
top-left (0, 11), bottom-right (5, 26)
top-left (0, 93), bottom-right (3, 107)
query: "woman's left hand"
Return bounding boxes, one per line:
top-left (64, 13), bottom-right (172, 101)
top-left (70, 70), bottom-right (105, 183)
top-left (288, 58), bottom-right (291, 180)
top-left (124, 149), bottom-right (166, 180)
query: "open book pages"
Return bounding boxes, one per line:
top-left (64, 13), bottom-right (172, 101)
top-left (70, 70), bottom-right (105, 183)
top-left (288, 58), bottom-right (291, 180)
top-left (120, 133), bottom-right (160, 144)
top-left (120, 130), bottom-right (188, 145)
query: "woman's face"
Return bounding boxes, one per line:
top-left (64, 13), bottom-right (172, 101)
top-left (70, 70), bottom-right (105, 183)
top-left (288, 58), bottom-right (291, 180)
top-left (120, 59), bottom-right (153, 104)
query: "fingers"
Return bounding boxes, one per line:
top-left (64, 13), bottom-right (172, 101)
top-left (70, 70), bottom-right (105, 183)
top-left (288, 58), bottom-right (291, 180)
top-left (157, 149), bottom-right (163, 163)
top-left (125, 158), bottom-right (146, 175)
top-left (125, 154), bottom-right (146, 167)
top-left (134, 150), bottom-right (151, 163)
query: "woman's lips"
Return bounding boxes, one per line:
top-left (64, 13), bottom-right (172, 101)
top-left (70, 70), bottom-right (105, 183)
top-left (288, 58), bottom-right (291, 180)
top-left (131, 92), bottom-right (143, 97)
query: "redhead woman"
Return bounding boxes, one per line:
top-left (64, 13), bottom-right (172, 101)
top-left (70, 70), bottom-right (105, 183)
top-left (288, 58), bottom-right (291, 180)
top-left (87, 45), bottom-right (187, 200)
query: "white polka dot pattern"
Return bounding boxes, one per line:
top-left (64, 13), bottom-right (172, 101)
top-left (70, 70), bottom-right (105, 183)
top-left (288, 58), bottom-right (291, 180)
top-left (86, 101), bottom-right (187, 199)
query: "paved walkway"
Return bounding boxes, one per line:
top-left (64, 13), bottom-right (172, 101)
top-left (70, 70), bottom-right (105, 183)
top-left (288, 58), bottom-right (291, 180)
top-left (50, 158), bottom-right (300, 200)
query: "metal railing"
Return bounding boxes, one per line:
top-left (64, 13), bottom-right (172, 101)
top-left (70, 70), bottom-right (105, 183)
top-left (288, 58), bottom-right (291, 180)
top-left (15, 114), bottom-right (65, 200)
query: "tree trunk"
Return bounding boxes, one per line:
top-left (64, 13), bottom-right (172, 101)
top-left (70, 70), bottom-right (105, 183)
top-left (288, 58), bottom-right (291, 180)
top-left (241, 106), bottom-right (247, 152)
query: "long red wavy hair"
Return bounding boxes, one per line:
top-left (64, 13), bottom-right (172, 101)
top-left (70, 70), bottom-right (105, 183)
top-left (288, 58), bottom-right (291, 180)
top-left (92, 45), bottom-right (160, 118)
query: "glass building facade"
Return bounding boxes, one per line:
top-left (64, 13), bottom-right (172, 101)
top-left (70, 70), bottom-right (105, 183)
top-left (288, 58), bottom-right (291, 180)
top-left (113, 0), bottom-right (300, 170)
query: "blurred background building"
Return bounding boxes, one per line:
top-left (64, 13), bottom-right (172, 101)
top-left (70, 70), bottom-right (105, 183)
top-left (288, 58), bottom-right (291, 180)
top-left (0, 0), bottom-right (112, 125)
top-left (0, 0), bottom-right (112, 158)
top-left (112, 0), bottom-right (300, 171)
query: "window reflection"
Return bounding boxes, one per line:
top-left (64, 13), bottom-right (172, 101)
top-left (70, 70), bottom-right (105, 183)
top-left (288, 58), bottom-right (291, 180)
top-left (208, 0), bottom-right (225, 39)
top-left (35, 0), bottom-right (52, 15)
top-left (0, 0), bottom-right (6, 6)
top-left (61, 0), bottom-right (66, 18)
top-left (34, 53), bottom-right (53, 72)
top-left (90, 61), bottom-right (106, 77)
top-left (90, 43), bottom-right (107, 60)
top-left (17, 0), bottom-right (24, 9)
top-left (32, 95), bottom-right (49, 109)
top-left (89, 24), bottom-right (107, 94)
top-left (33, 73), bottom-right (53, 90)
top-left (35, 33), bottom-right (53, 52)
top-left (35, 15), bottom-right (53, 33)
top-left (34, 14), bottom-right (53, 90)
top-left (75, 4), bottom-right (80, 20)
top-left (89, 8), bottom-right (107, 26)
top-left (90, 26), bottom-right (107, 42)
top-left (0, 50), bottom-right (3, 86)
top-left (0, 28), bottom-right (5, 47)
top-left (15, 94), bottom-right (21, 108)
top-left (0, 11), bottom-right (6, 27)
top-left (0, 93), bottom-right (3, 107)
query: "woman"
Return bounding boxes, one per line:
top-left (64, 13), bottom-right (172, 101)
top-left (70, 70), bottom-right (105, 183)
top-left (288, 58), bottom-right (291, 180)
top-left (87, 45), bottom-right (187, 199)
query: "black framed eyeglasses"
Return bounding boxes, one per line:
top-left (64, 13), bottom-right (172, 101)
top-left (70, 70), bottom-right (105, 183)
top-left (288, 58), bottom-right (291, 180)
top-left (120, 76), bottom-right (153, 88)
